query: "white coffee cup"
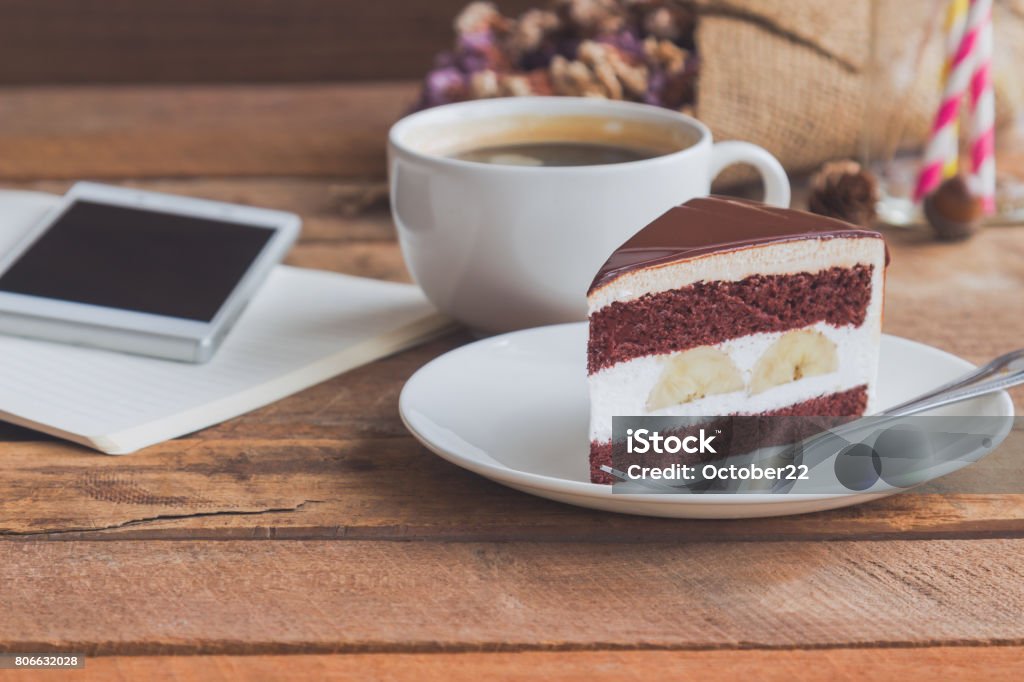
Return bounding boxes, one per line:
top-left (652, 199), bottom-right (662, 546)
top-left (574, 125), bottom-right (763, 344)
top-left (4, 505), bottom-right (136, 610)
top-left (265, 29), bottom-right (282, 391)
top-left (389, 97), bottom-right (790, 333)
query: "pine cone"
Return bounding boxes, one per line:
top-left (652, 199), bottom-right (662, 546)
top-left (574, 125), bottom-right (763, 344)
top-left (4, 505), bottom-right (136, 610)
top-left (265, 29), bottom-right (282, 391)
top-left (807, 160), bottom-right (879, 227)
top-left (924, 175), bottom-right (983, 241)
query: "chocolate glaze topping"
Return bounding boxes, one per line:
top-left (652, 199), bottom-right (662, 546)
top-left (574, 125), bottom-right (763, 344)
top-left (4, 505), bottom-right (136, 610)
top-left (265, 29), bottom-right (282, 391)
top-left (589, 196), bottom-right (888, 293)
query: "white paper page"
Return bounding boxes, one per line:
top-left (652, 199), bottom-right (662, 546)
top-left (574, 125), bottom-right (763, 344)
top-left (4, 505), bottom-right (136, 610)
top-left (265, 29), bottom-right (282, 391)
top-left (0, 266), bottom-right (439, 443)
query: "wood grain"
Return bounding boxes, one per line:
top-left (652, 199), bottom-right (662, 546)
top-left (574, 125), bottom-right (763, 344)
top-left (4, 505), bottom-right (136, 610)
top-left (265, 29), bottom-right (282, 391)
top-left (0, 82), bottom-right (1021, 670)
top-left (0, 180), bottom-right (1019, 541)
top-left (8, 177), bottom-right (391, 239)
top-left (881, 227), bottom-right (1024, 362)
top-left (2, 539), bottom-right (1024, 654)
top-left (8, 648), bottom-right (1024, 682)
top-left (0, 382), bottom-right (1021, 541)
top-left (0, 0), bottom-right (535, 84)
top-left (0, 83), bottom-right (418, 180)
top-left (881, 226), bottom-right (1024, 410)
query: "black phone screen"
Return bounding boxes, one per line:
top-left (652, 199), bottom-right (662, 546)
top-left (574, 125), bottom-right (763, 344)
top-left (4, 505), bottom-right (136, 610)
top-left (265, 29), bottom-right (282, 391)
top-left (0, 200), bottom-right (275, 322)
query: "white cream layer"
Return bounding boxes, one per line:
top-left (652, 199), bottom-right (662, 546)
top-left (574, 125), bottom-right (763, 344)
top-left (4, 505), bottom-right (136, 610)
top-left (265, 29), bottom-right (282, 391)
top-left (587, 321), bottom-right (880, 444)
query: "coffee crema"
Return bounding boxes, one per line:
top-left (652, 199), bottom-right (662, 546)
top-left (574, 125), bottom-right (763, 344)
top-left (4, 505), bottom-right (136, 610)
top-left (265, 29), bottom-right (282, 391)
top-left (404, 114), bottom-right (697, 163)
top-left (451, 141), bottom-right (663, 167)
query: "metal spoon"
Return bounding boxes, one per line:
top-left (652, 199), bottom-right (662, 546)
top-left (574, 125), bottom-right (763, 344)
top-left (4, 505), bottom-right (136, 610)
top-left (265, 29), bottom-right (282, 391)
top-left (879, 347), bottom-right (1024, 417)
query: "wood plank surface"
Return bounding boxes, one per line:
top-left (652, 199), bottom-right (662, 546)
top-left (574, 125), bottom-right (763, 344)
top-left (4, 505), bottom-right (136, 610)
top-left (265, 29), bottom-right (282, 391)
top-left (6, 177), bottom-right (393, 239)
top-left (7, 647), bottom-right (1024, 682)
top-left (2, 539), bottom-right (1024, 654)
top-left (0, 82), bottom-right (1022, 673)
top-left (0, 83), bottom-right (419, 180)
top-left (0, 373), bottom-right (1020, 541)
top-left (0, 178), bottom-right (1020, 542)
top-left (0, 0), bottom-right (536, 84)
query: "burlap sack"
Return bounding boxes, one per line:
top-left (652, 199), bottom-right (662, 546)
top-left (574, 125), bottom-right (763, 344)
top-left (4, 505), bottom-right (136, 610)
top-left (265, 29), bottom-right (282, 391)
top-left (692, 0), bottom-right (1024, 176)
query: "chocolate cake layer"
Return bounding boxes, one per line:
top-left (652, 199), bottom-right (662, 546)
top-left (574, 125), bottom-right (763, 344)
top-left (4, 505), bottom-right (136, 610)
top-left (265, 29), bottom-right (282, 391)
top-left (589, 385), bottom-right (869, 484)
top-left (590, 196), bottom-right (887, 293)
top-left (588, 265), bottom-right (873, 374)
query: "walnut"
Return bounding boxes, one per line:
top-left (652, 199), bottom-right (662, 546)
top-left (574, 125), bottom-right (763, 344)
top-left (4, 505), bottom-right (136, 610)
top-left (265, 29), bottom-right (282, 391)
top-left (469, 69), bottom-right (502, 98)
top-left (550, 54), bottom-right (607, 97)
top-left (581, 40), bottom-right (649, 98)
top-left (500, 74), bottom-right (533, 96)
top-left (416, 0), bottom-right (699, 112)
top-left (501, 69), bottom-right (555, 96)
top-left (578, 41), bottom-right (622, 98)
top-left (527, 69), bottom-right (556, 95)
top-left (506, 9), bottom-right (561, 58)
top-left (472, 68), bottom-right (556, 98)
top-left (549, 41), bottom-right (649, 99)
top-left (455, 1), bottom-right (510, 35)
top-left (641, 3), bottom-right (695, 41)
top-left (554, 0), bottom-right (625, 36)
top-left (611, 45), bottom-right (648, 97)
top-left (643, 36), bottom-right (687, 74)
top-left (643, 7), bottom-right (674, 39)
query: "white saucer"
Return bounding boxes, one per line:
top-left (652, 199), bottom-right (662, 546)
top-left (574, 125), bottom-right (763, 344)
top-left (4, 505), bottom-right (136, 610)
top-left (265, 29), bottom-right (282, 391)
top-left (400, 323), bottom-right (1015, 518)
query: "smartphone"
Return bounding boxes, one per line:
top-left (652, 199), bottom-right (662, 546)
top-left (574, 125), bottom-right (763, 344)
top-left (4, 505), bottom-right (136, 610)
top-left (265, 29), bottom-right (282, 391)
top-left (0, 182), bottom-right (300, 362)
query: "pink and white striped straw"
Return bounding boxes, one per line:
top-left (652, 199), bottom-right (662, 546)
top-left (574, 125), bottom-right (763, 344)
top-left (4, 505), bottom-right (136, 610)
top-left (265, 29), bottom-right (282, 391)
top-left (914, 0), bottom-right (986, 202)
top-left (940, 0), bottom-right (969, 178)
top-left (967, 0), bottom-right (996, 214)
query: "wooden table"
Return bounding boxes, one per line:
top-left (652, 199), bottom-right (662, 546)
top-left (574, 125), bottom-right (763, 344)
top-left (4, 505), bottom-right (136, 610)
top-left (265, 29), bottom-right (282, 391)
top-left (0, 82), bottom-right (1023, 681)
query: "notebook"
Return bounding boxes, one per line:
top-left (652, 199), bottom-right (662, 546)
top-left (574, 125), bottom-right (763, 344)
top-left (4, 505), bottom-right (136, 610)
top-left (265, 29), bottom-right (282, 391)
top-left (0, 190), bottom-right (451, 453)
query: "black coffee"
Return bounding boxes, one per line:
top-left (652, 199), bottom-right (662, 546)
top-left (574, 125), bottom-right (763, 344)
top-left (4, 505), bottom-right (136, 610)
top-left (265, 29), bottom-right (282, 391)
top-left (451, 141), bottom-right (662, 167)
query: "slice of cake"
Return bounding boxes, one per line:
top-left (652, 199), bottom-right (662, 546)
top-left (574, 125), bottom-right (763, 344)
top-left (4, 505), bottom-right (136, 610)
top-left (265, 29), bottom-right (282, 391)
top-left (587, 196), bottom-right (888, 484)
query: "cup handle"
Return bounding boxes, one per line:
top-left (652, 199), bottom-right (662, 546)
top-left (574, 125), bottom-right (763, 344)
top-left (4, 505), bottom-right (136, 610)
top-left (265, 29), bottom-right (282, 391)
top-left (709, 141), bottom-right (791, 208)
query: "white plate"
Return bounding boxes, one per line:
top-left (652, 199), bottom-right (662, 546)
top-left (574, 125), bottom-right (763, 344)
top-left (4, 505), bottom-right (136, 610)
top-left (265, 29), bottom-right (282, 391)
top-left (402, 325), bottom-right (1015, 519)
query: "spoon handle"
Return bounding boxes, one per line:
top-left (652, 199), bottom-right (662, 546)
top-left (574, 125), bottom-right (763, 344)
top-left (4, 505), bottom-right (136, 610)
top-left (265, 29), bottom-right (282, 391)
top-left (881, 348), bottom-right (1024, 416)
top-left (788, 349), bottom-right (1024, 471)
top-left (881, 348), bottom-right (1024, 418)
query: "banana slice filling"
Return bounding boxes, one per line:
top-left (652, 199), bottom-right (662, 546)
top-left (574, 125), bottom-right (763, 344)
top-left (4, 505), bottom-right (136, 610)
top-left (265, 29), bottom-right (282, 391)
top-left (645, 330), bottom-right (841, 410)
top-left (750, 329), bottom-right (838, 395)
top-left (646, 347), bottom-right (744, 410)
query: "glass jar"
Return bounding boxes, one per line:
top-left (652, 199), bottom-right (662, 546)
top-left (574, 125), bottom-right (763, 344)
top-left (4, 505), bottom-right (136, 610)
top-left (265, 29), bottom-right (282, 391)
top-left (862, 0), bottom-right (1024, 225)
